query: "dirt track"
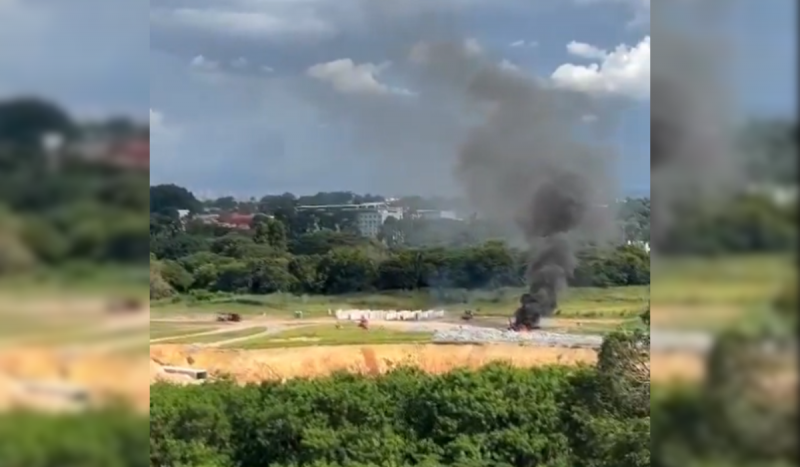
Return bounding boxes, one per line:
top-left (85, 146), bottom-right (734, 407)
top-left (150, 342), bottom-right (704, 384)
top-left (149, 316), bottom-right (709, 385)
top-left (0, 299), bottom-right (150, 412)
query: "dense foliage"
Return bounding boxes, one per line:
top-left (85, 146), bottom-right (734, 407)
top-left (150, 365), bottom-right (648, 467)
top-left (0, 98), bottom-right (149, 274)
top-left (0, 408), bottom-right (148, 467)
top-left (150, 221), bottom-right (651, 299)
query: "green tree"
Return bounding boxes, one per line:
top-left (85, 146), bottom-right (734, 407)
top-left (253, 217), bottom-right (288, 251)
top-left (150, 184), bottom-right (202, 214)
top-left (0, 97), bottom-right (75, 147)
top-left (316, 249), bottom-right (377, 294)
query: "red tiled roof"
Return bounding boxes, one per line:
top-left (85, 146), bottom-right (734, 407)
top-left (221, 213), bottom-right (254, 226)
top-left (109, 139), bottom-right (149, 169)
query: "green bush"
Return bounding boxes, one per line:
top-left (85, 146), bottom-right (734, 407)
top-left (150, 364), bottom-right (652, 467)
top-left (0, 408), bottom-right (148, 467)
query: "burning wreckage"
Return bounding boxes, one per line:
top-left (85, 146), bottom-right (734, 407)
top-left (508, 171), bottom-right (589, 332)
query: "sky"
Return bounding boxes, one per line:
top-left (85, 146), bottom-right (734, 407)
top-left (0, 0), bottom-right (795, 199)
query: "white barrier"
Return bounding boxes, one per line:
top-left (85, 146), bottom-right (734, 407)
top-left (331, 309), bottom-right (446, 321)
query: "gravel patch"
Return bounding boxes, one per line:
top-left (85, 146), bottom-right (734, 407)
top-left (651, 330), bottom-right (712, 352)
top-left (432, 326), bottom-right (603, 348)
top-left (432, 326), bottom-right (714, 352)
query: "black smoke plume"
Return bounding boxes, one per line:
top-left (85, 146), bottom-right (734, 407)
top-left (299, 23), bottom-right (619, 325)
top-left (512, 172), bottom-right (590, 329)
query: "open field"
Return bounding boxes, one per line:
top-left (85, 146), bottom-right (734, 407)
top-left (150, 343), bottom-right (703, 384)
top-left (0, 288), bottom-right (150, 411)
top-left (151, 255), bottom-right (791, 333)
top-left (228, 324), bottom-right (434, 349)
top-left (0, 266), bottom-right (149, 300)
top-left (651, 254), bottom-right (791, 305)
top-left (149, 322), bottom-right (219, 340)
top-left (159, 327), bottom-right (268, 345)
top-left (152, 285), bottom-right (650, 320)
top-left (147, 254), bottom-right (791, 390)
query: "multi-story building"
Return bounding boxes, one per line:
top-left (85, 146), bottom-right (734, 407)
top-left (70, 136), bottom-right (149, 171)
top-left (190, 212), bottom-right (257, 230)
top-left (412, 209), bottom-right (461, 221)
top-left (296, 202), bottom-right (403, 238)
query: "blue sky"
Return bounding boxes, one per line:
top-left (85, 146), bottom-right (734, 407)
top-left (0, 0), bottom-right (794, 199)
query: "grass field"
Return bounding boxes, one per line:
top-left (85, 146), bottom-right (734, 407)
top-left (651, 255), bottom-right (792, 305)
top-left (546, 317), bottom-right (644, 335)
top-left (227, 324), bottom-right (434, 349)
top-left (17, 326), bottom-right (147, 346)
top-left (151, 286), bottom-right (650, 319)
top-left (0, 266), bottom-right (149, 299)
top-left (149, 322), bottom-right (219, 340)
top-left (149, 255), bottom-right (792, 332)
top-left (158, 327), bottom-right (267, 345)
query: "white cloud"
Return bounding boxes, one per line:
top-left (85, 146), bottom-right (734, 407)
top-left (509, 39), bottom-right (538, 48)
top-left (566, 41), bottom-right (607, 59)
top-left (499, 59), bottom-right (520, 72)
top-left (464, 38), bottom-right (482, 55)
top-left (551, 36), bottom-right (650, 100)
top-left (261, 65), bottom-right (275, 73)
top-left (150, 108), bottom-right (164, 129)
top-left (150, 108), bottom-right (182, 147)
top-left (150, 5), bottom-right (335, 40)
top-left (190, 54), bottom-right (219, 70)
top-left (231, 57), bottom-right (248, 68)
top-left (307, 59), bottom-right (410, 96)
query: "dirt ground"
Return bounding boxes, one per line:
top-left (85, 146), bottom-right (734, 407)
top-left (0, 297), bottom-right (150, 412)
top-left (649, 305), bottom-right (744, 328)
top-left (150, 343), bottom-right (705, 385)
top-left (149, 315), bottom-right (704, 387)
top-left (0, 346), bottom-right (150, 412)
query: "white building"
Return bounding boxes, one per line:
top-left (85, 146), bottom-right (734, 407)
top-left (296, 202), bottom-right (403, 238)
top-left (626, 240), bottom-right (651, 253)
top-left (413, 209), bottom-right (461, 221)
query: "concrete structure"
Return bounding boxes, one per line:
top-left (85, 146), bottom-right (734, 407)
top-left (71, 136), bottom-right (149, 171)
top-left (333, 309), bottom-right (446, 321)
top-left (626, 240), bottom-right (650, 253)
top-left (297, 202), bottom-right (403, 238)
top-left (191, 212), bottom-right (257, 230)
top-left (413, 209), bottom-right (461, 221)
top-left (162, 366), bottom-right (208, 380)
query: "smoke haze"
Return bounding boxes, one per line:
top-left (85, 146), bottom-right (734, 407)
top-left (300, 14), bottom-right (625, 325)
top-left (651, 0), bottom-right (742, 256)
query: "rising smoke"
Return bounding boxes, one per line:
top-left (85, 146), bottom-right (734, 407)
top-left (650, 1), bottom-right (741, 256)
top-left (302, 15), bottom-right (622, 328)
top-left (408, 41), bottom-right (619, 328)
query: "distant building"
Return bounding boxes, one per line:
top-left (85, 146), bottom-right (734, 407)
top-left (626, 240), bottom-right (650, 254)
top-left (296, 202), bottom-right (403, 238)
top-left (70, 136), bottom-right (148, 171)
top-left (191, 212), bottom-right (257, 230)
top-left (218, 213), bottom-right (255, 230)
top-left (412, 209), bottom-right (461, 221)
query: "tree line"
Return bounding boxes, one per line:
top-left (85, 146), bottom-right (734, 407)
top-left (150, 224), bottom-right (650, 299)
top-left (0, 97), bottom-right (149, 276)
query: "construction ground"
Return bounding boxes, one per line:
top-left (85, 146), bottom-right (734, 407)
top-left (0, 293), bottom-right (736, 413)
